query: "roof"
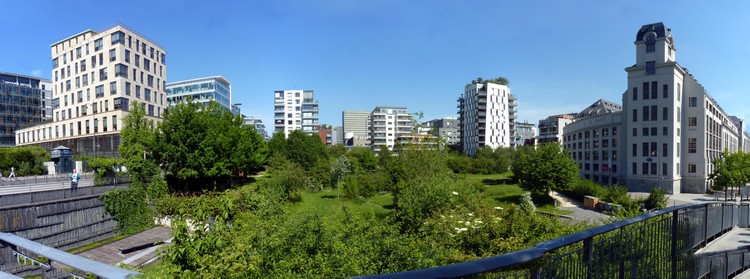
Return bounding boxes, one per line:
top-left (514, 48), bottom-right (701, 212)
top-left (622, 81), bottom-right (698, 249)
top-left (636, 22), bottom-right (671, 42)
top-left (575, 99), bottom-right (622, 119)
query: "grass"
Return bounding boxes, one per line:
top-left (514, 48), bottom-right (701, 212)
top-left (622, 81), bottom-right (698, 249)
top-left (65, 233), bottom-right (129, 254)
top-left (461, 173), bottom-right (572, 215)
top-left (288, 188), bottom-right (393, 222)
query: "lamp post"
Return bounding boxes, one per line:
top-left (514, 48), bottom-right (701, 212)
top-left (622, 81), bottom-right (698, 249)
top-left (651, 150), bottom-right (662, 190)
top-left (89, 103), bottom-right (98, 157)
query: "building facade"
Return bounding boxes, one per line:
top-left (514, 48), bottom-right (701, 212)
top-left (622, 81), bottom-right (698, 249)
top-left (458, 80), bottom-right (517, 156)
top-left (16, 24), bottom-right (167, 157)
top-left (243, 116), bottom-right (268, 140)
top-left (369, 106), bottom-right (412, 152)
top-left (318, 128), bottom-right (333, 146)
top-left (514, 121), bottom-right (537, 147)
top-left (165, 76), bottom-right (232, 112)
top-left (538, 114), bottom-right (576, 144)
top-left (562, 23), bottom-right (746, 194)
top-left (0, 72), bottom-right (51, 147)
top-left (273, 90), bottom-right (318, 137)
top-left (423, 118), bottom-right (460, 148)
top-left (342, 110), bottom-right (370, 147)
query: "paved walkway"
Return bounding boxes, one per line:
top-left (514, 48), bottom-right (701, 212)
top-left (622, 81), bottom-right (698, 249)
top-left (77, 226), bottom-right (172, 268)
top-left (0, 174), bottom-right (95, 196)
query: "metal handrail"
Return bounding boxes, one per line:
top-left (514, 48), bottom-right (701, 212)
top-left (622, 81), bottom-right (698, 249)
top-left (358, 202), bottom-right (748, 279)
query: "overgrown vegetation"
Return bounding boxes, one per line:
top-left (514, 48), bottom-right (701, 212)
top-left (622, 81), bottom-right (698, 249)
top-left (0, 146), bottom-right (49, 176)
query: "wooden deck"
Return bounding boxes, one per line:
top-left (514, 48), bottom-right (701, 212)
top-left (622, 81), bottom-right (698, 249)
top-left (77, 226), bottom-right (172, 267)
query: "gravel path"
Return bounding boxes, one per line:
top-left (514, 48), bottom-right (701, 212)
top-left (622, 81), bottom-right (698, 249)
top-left (549, 191), bottom-right (613, 225)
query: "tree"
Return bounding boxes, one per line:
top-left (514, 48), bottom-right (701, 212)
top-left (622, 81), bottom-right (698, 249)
top-left (154, 100), bottom-right (268, 191)
top-left (119, 101), bottom-right (159, 188)
top-left (512, 143), bottom-right (579, 194)
top-left (710, 150), bottom-right (750, 191)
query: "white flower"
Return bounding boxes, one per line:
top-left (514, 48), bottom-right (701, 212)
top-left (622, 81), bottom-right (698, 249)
top-left (465, 221), bottom-right (471, 225)
top-left (451, 191), bottom-right (459, 195)
top-left (475, 220), bottom-right (483, 224)
top-left (467, 213), bottom-right (474, 217)
top-left (458, 228), bottom-right (468, 232)
top-left (494, 206), bottom-right (503, 210)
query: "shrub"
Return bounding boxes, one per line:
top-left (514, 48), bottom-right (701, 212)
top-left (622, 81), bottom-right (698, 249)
top-left (645, 187), bottom-right (668, 210)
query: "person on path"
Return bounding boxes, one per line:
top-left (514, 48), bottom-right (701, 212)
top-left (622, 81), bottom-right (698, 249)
top-left (9, 167), bottom-right (15, 178)
top-left (70, 168), bottom-right (80, 191)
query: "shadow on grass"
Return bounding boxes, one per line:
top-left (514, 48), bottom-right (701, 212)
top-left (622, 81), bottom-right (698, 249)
top-left (482, 178), bottom-right (512, 185)
top-left (494, 196), bottom-right (522, 204)
top-left (321, 195), bottom-right (338, 199)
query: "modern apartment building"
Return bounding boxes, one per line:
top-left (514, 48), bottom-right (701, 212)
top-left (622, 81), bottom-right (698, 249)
top-left (538, 114), bottom-right (576, 144)
top-left (16, 24), bottom-right (167, 157)
top-left (318, 128), bottom-right (333, 147)
top-left (369, 106), bottom-right (412, 152)
top-left (165, 76), bottom-right (232, 112)
top-left (514, 121), bottom-right (537, 147)
top-left (342, 110), bottom-right (370, 147)
top-left (0, 72), bottom-right (51, 147)
top-left (273, 90), bottom-right (318, 137)
top-left (562, 22), bottom-right (747, 194)
top-left (458, 79), bottom-right (517, 156)
top-left (244, 116), bottom-right (268, 140)
top-left (423, 118), bottom-right (460, 148)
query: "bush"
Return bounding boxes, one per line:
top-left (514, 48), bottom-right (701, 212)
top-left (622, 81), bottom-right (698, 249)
top-left (568, 178), bottom-right (606, 200)
top-left (645, 187), bottom-right (668, 210)
top-left (101, 187), bottom-right (153, 234)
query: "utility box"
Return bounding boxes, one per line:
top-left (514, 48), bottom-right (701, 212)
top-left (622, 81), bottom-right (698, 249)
top-left (583, 195), bottom-right (600, 210)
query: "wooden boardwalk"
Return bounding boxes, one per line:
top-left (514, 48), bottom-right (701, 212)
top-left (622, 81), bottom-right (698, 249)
top-left (77, 226), bottom-right (172, 267)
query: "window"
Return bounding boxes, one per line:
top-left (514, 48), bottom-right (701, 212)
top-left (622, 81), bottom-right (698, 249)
top-left (688, 117), bottom-right (697, 126)
top-left (95, 85), bottom-right (104, 98)
top-left (642, 163), bottom-right (649, 175)
top-left (651, 82), bottom-right (658, 99)
top-left (91, 55), bottom-right (96, 68)
top-left (662, 107), bottom-right (668, 121)
top-left (643, 106), bottom-right (649, 122)
top-left (633, 162), bottom-right (637, 175)
top-left (688, 164), bottom-right (696, 173)
top-left (99, 53), bottom-right (103, 65)
top-left (109, 48), bottom-right (116, 61)
top-left (688, 138), bottom-right (696, 153)
top-left (632, 144), bottom-right (637, 157)
top-left (77, 91), bottom-right (83, 103)
top-left (663, 84), bottom-right (668, 98)
top-left (148, 104), bottom-right (154, 116)
top-left (643, 127), bottom-right (649, 136)
top-left (651, 163), bottom-right (657, 175)
top-left (145, 89), bottom-right (151, 101)
top-left (125, 50), bottom-right (130, 63)
top-left (651, 142), bottom-right (657, 157)
top-left (144, 58), bottom-right (150, 71)
top-left (612, 127), bottom-right (617, 136)
top-left (110, 81), bottom-right (117, 95)
top-left (125, 82), bottom-right (131, 96)
top-left (662, 163), bottom-right (667, 176)
top-left (643, 82), bottom-right (650, 100)
top-left (633, 87), bottom-right (638, 100)
top-left (651, 105), bottom-right (657, 121)
top-left (651, 127), bottom-right (657, 136)
top-left (662, 143), bottom-right (668, 157)
top-left (689, 97), bottom-right (697, 107)
top-left (81, 60), bottom-right (86, 72)
top-left (113, 115), bottom-right (118, 130)
top-left (677, 107), bottom-right (681, 122)
top-left (642, 142), bottom-right (649, 157)
top-left (114, 97), bottom-right (129, 111)
top-left (677, 143), bottom-right (680, 157)
top-left (135, 54), bottom-right (140, 67)
top-left (103, 117), bottom-right (108, 132)
top-left (663, 127), bottom-right (668, 136)
top-left (53, 58), bottom-right (59, 69)
top-left (646, 61), bottom-right (655, 74)
top-left (136, 85), bottom-right (141, 98)
top-left (94, 38), bottom-right (103, 51)
top-left (147, 75), bottom-right (154, 87)
top-left (633, 109), bottom-right (638, 122)
top-left (115, 63), bottom-right (128, 78)
top-left (99, 68), bottom-right (108, 80)
top-left (645, 34), bottom-right (655, 52)
top-left (111, 31), bottom-right (125, 45)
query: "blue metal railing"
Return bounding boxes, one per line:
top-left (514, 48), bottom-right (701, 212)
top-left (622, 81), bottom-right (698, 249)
top-left (358, 202), bottom-right (750, 279)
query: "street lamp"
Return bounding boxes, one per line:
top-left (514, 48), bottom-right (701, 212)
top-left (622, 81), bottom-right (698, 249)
top-left (89, 103), bottom-right (98, 157)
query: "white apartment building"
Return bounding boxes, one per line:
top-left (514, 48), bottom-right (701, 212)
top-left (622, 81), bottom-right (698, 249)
top-left (369, 106), bottom-right (412, 152)
top-left (458, 80), bottom-right (517, 156)
top-left (563, 100), bottom-right (623, 186)
top-left (16, 24), bottom-right (167, 157)
top-left (273, 90), bottom-right (319, 137)
top-left (514, 121), bottom-right (537, 147)
top-left (538, 113), bottom-right (576, 144)
top-left (562, 22), bottom-right (746, 194)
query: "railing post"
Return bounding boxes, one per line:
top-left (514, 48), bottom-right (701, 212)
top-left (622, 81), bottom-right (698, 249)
top-left (530, 267), bottom-right (541, 279)
top-left (704, 204), bottom-right (710, 246)
top-left (672, 209), bottom-right (679, 279)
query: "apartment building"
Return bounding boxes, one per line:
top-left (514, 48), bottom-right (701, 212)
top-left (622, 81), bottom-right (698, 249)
top-left (514, 121), bottom-right (537, 147)
top-left (0, 72), bottom-right (51, 147)
top-left (273, 90), bottom-right (318, 137)
top-left (458, 79), bottom-right (517, 156)
top-left (563, 100), bottom-right (623, 186)
top-left (369, 106), bottom-right (412, 152)
top-left (562, 22), bottom-right (746, 194)
top-left (244, 116), bottom-right (268, 140)
top-left (538, 114), bottom-right (576, 144)
top-left (16, 24), bottom-right (167, 157)
top-left (166, 76), bottom-right (232, 112)
top-left (423, 118), bottom-right (460, 147)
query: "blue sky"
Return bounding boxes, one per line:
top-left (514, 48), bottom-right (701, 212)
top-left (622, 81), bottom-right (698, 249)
top-left (2, 1), bottom-right (749, 131)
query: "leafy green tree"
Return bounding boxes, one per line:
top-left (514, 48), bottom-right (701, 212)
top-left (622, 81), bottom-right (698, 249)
top-left (154, 100), bottom-right (268, 191)
top-left (710, 149), bottom-right (750, 191)
top-left (330, 155), bottom-right (352, 187)
top-left (347, 147), bottom-right (378, 172)
top-left (119, 101), bottom-right (159, 188)
top-left (512, 143), bottom-right (579, 194)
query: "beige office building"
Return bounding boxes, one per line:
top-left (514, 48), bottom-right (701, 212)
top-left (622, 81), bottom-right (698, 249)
top-left (16, 24), bottom-right (167, 157)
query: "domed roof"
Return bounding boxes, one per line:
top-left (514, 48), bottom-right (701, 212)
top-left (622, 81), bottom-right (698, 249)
top-left (575, 99), bottom-right (622, 119)
top-left (636, 22), bottom-right (671, 42)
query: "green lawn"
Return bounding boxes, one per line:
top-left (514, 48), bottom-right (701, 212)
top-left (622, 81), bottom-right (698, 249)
top-left (288, 189), bottom-right (393, 222)
top-left (461, 173), bottom-right (572, 215)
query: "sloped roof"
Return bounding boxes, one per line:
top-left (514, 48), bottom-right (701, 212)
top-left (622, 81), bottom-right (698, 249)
top-left (575, 99), bottom-right (622, 119)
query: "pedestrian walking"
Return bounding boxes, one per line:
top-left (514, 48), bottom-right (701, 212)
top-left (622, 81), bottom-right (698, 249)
top-left (9, 167), bottom-right (15, 178)
top-left (70, 168), bottom-right (80, 191)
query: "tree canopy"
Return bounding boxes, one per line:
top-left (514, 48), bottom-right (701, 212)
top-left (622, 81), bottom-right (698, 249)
top-left (512, 143), bottom-right (579, 194)
top-left (710, 150), bottom-right (750, 191)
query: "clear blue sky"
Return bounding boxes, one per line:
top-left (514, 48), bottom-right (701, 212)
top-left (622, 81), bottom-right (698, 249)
top-left (2, 0), bottom-right (749, 132)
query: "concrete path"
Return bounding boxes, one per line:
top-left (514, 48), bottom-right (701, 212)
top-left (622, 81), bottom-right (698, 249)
top-left (77, 226), bottom-right (172, 268)
top-left (0, 175), bottom-right (94, 196)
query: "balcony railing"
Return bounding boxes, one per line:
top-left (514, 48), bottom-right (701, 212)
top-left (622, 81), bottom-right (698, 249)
top-left (358, 202), bottom-right (750, 279)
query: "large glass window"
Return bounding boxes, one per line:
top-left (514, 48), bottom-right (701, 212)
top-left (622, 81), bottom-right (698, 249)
top-left (115, 64), bottom-right (128, 78)
top-left (110, 81), bottom-right (117, 95)
top-left (109, 48), bottom-right (116, 62)
top-left (688, 138), bottom-right (697, 153)
top-left (95, 85), bottom-right (104, 98)
top-left (689, 97), bottom-right (697, 107)
top-left (94, 38), bottom-right (103, 51)
top-left (646, 61), bottom-right (655, 74)
top-left (111, 31), bottom-right (125, 45)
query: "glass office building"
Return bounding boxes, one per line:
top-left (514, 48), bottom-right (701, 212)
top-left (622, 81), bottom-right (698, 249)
top-left (0, 72), bottom-right (50, 147)
top-left (165, 76), bottom-right (232, 111)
